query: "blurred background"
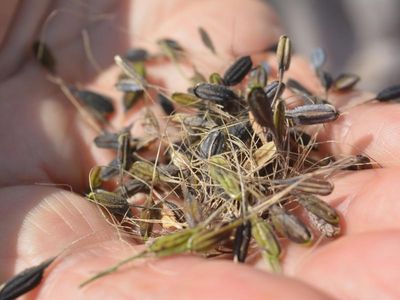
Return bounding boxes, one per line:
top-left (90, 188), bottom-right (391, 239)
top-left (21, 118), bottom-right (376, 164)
top-left (268, 0), bottom-right (400, 92)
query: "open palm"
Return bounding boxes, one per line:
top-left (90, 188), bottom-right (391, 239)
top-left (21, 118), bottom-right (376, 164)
top-left (0, 1), bottom-right (399, 299)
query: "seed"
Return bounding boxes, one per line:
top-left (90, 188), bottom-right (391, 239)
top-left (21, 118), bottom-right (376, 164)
top-left (270, 205), bottom-right (312, 244)
top-left (99, 159), bottom-right (119, 181)
top-left (32, 40), bottom-right (56, 73)
top-left (0, 257), bottom-right (55, 300)
top-left (228, 122), bottom-right (253, 145)
top-left (164, 201), bottom-right (186, 224)
top-left (333, 73), bottom-right (360, 91)
top-left (310, 47), bottom-right (326, 71)
top-left (307, 211), bottom-right (340, 238)
top-left (375, 84), bottom-right (400, 102)
top-left (157, 38), bottom-right (184, 61)
top-left (344, 154), bottom-right (373, 170)
top-left (117, 179), bottom-right (150, 197)
top-left (250, 217), bottom-right (281, 272)
top-left (94, 132), bottom-right (119, 149)
top-left (285, 103), bottom-right (339, 125)
top-left (209, 72), bottom-right (225, 85)
top-left (124, 48), bottom-right (149, 62)
top-left (286, 78), bottom-right (312, 97)
top-left (198, 27), bottom-right (216, 54)
top-left (130, 161), bottom-right (160, 183)
top-left (273, 177), bottom-right (334, 196)
top-left (70, 88), bottom-right (115, 115)
top-left (247, 65), bottom-right (268, 90)
top-left (123, 91), bottom-right (144, 111)
top-left (171, 92), bottom-right (201, 106)
top-left (193, 83), bottom-right (239, 103)
top-left (198, 130), bottom-right (225, 159)
top-left (140, 198), bottom-right (161, 240)
top-left (273, 99), bottom-right (286, 145)
top-left (264, 80), bottom-right (285, 99)
top-left (223, 56), bottom-right (253, 86)
top-left (158, 94), bottom-right (176, 115)
top-left (247, 87), bottom-right (275, 132)
top-left (87, 189), bottom-right (131, 217)
top-left (114, 55), bottom-right (146, 88)
top-left (276, 35), bottom-right (291, 72)
top-left (115, 78), bottom-right (143, 93)
top-left (298, 194), bottom-right (339, 225)
top-left (117, 129), bottom-right (133, 174)
top-left (233, 221), bottom-right (252, 263)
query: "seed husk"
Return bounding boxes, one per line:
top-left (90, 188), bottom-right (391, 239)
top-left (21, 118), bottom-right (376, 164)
top-left (233, 221), bottom-right (252, 263)
top-left (208, 155), bottom-right (241, 200)
top-left (89, 166), bottom-right (103, 189)
top-left (333, 73), bottom-right (360, 91)
top-left (276, 35), bottom-right (291, 73)
top-left (273, 99), bottom-right (286, 146)
top-left (270, 205), bottom-right (312, 244)
top-left (250, 217), bottom-right (281, 272)
top-left (171, 92), bottom-right (201, 106)
top-left (209, 72), bottom-right (225, 85)
top-left (32, 40), bottom-right (56, 73)
top-left (375, 84), bottom-right (400, 102)
top-left (198, 27), bottom-right (216, 54)
top-left (198, 130), bottom-right (225, 159)
top-left (223, 55), bottom-right (253, 86)
top-left (285, 103), bottom-right (339, 125)
top-left (140, 198), bottom-right (161, 240)
top-left (247, 65), bottom-right (268, 90)
top-left (0, 257), bottom-right (55, 300)
top-left (193, 83), bottom-right (239, 103)
top-left (251, 141), bottom-right (277, 169)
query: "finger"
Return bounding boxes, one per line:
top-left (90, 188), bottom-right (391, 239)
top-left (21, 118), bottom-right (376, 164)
top-left (0, 185), bottom-right (116, 281)
top-left (295, 231), bottom-right (400, 299)
top-left (40, 254), bottom-right (332, 300)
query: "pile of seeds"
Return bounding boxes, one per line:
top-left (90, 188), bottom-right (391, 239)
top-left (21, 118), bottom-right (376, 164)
top-left (2, 28), bottom-right (400, 299)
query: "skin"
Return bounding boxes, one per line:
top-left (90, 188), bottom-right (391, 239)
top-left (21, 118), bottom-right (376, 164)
top-left (0, 0), bottom-right (399, 299)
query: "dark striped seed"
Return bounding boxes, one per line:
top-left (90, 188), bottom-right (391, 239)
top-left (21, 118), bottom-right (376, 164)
top-left (198, 27), bottom-right (216, 54)
top-left (287, 78), bottom-right (313, 97)
top-left (247, 87), bottom-right (275, 131)
top-left (0, 257), bottom-right (55, 300)
top-left (276, 35), bottom-right (291, 72)
top-left (158, 94), bottom-right (176, 116)
top-left (285, 104), bottom-right (339, 125)
top-left (193, 83), bottom-right (239, 103)
top-left (233, 221), bottom-right (252, 263)
top-left (198, 130), bottom-right (225, 159)
top-left (376, 84), bottom-right (400, 102)
top-left (223, 56), bottom-right (253, 86)
top-left (333, 73), bottom-right (360, 91)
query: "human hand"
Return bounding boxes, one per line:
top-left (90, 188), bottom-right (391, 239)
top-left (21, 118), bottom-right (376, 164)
top-left (0, 1), bottom-right (399, 299)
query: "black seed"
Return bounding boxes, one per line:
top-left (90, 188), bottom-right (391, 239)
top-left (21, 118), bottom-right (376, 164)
top-left (94, 132), bottom-right (119, 149)
top-left (123, 91), bottom-right (144, 111)
top-left (285, 104), bottom-right (339, 125)
top-left (124, 48), bottom-right (149, 62)
top-left (198, 27), bottom-right (216, 54)
top-left (233, 221), bottom-right (252, 263)
top-left (223, 56), bottom-right (253, 86)
top-left (70, 88), bottom-right (114, 114)
top-left (198, 130), bottom-right (225, 159)
top-left (99, 159), bottom-right (120, 181)
top-left (376, 84), bottom-right (400, 102)
top-left (264, 80), bottom-right (285, 99)
top-left (228, 122), bottom-right (253, 144)
top-left (193, 83), bottom-right (239, 103)
top-left (333, 73), bottom-right (360, 91)
top-left (0, 257), bottom-right (55, 300)
top-left (287, 79), bottom-right (312, 97)
top-left (247, 87), bottom-right (275, 131)
top-left (158, 94), bottom-right (176, 115)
